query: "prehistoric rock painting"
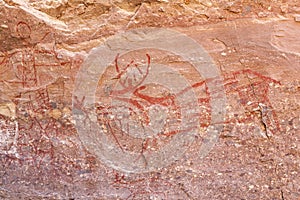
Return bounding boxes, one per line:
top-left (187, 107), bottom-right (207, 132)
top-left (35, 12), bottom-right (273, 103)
top-left (93, 53), bottom-right (210, 164)
top-left (15, 21), bottom-right (31, 39)
top-left (0, 21), bottom-right (82, 93)
top-left (1, 46), bottom-right (280, 174)
top-left (0, 47), bottom-right (77, 89)
top-left (93, 52), bottom-right (280, 171)
top-left (1, 0), bottom-right (300, 198)
top-left (223, 69), bottom-right (281, 136)
top-left (0, 22), bottom-right (86, 185)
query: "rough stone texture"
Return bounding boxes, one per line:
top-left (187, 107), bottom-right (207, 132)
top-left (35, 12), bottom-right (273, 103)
top-left (0, 0), bottom-right (300, 199)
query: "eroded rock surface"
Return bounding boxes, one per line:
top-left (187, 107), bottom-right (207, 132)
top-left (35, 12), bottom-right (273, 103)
top-left (0, 0), bottom-right (300, 199)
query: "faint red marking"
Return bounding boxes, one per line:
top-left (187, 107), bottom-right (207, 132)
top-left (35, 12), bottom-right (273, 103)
top-left (1, 23), bottom-right (87, 180)
top-left (2, 22), bottom-right (77, 89)
top-left (7, 106), bottom-right (89, 176)
top-left (0, 51), bottom-right (11, 75)
top-left (1, 117), bottom-right (50, 167)
top-left (13, 91), bottom-right (57, 167)
top-left (96, 54), bottom-right (211, 161)
top-left (111, 54), bottom-right (150, 96)
top-left (177, 80), bottom-right (211, 128)
top-left (223, 69), bottom-right (281, 134)
top-left (1, 46), bottom-right (78, 89)
top-left (73, 95), bottom-right (86, 111)
top-left (98, 53), bottom-right (281, 158)
top-left (95, 104), bottom-right (128, 152)
top-left (12, 116), bottom-right (87, 177)
top-left (73, 95), bottom-right (93, 128)
top-left (16, 21), bottom-right (31, 39)
top-left (134, 85), bottom-right (178, 108)
top-left (21, 87), bottom-right (51, 114)
top-left (4, 85), bottom-right (66, 168)
top-left (8, 49), bottom-right (38, 88)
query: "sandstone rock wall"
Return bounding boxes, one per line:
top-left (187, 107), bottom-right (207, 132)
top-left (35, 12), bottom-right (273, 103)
top-left (0, 0), bottom-right (299, 199)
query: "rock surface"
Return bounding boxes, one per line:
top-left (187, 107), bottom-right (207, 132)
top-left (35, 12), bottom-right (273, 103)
top-left (0, 0), bottom-right (300, 199)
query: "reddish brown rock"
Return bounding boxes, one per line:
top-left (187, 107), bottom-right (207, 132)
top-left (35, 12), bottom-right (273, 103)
top-left (0, 0), bottom-right (300, 199)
